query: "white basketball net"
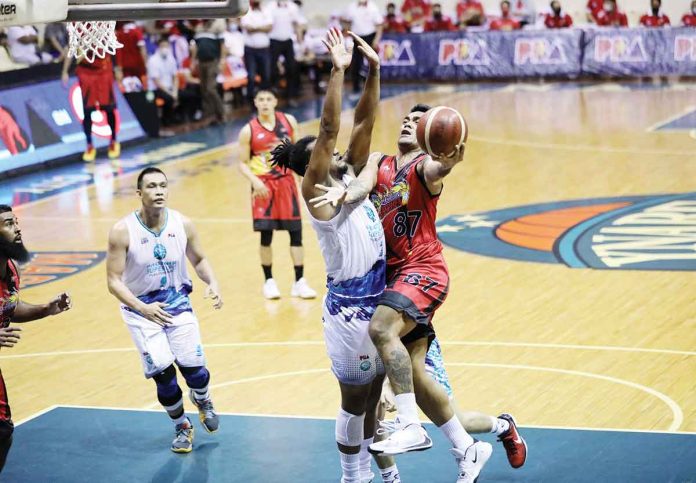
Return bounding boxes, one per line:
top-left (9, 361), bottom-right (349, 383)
top-left (67, 21), bottom-right (123, 63)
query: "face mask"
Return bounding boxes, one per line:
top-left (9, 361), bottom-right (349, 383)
top-left (434, 11), bottom-right (442, 19)
top-left (159, 48), bottom-right (170, 58)
top-left (552, 7), bottom-right (561, 15)
top-left (604, 3), bottom-right (614, 12)
top-left (228, 23), bottom-right (239, 32)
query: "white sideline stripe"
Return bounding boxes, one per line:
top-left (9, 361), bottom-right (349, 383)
top-left (447, 362), bottom-right (684, 432)
top-left (1, 339), bottom-right (693, 360)
top-left (17, 404), bottom-right (696, 435)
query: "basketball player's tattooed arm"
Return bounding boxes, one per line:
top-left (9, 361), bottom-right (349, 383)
top-left (106, 221), bottom-right (173, 326)
top-left (237, 124), bottom-right (270, 199)
top-left (182, 216), bottom-right (223, 310)
top-left (421, 143), bottom-right (466, 195)
top-left (344, 33), bottom-right (381, 173)
top-left (302, 28), bottom-right (351, 221)
top-left (11, 293), bottom-right (72, 322)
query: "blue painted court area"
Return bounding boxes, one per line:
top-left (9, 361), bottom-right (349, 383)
top-left (4, 407), bottom-right (696, 482)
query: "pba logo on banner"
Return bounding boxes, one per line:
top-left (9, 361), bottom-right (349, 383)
top-left (20, 252), bottom-right (106, 288)
top-left (438, 39), bottom-right (490, 66)
top-left (514, 38), bottom-right (567, 65)
top-left (378, 40), bottom-right (416, 66)
top-left (594, 35), bottom-right (648, 63)
top-left (436, 193), bottom-right (696, 271)
top-left (674, 35), bottom-right (696, 62)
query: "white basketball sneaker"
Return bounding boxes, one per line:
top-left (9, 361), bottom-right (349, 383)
top-left (263, 278), bottom-right (281, 299)
top-left (451, 440), bottom-right (493, 483)
top-left (368, 418), bottom-right (432, 456)
top-left (291, 277), bottom-right (317, 299)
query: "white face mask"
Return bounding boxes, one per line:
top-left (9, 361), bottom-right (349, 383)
top-left (228, 23), bottom-right (239, 32)
top-left (159, 48), bottom-right (171, 58)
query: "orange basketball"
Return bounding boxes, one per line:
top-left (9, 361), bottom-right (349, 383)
top-left (416, 106), bottom-right (468, 157)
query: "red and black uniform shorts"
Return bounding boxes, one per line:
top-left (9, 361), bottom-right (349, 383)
top-left (378, 253), bottom-right (450, 326)
top-left (76, 66), bottom-right (115, 109)
top-left (252, 173), bottom-right (302, 232)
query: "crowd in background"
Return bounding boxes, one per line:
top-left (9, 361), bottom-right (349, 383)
top-left (0, 0), bottom-right (694, 129)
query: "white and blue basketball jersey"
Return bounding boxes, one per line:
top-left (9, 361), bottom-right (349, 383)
top-left (122, 208), bottom-right (193, 315)
top-left (309, 175), bottom-right (387, 321)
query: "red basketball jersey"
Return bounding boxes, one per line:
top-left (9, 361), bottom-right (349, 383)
top-left (248, 112), bottom-right (294, 178)
top-left (371, 154), bottom-right (443, 268)
top-left (0, 261), bottom-right (20, 329)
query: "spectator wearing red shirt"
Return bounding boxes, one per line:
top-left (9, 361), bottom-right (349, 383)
top-left (595, 0), bottom-right (628, 27)
top-left (456, 0), bottom-right (486, 28)
top-left (115, 22), bottom-right (148, 80)
top-left (682, 0), bottom-right (696, 26)
top-left (544, 1), bottom-right (573, 29)
top-left (586, 0), bottom-right (603, 23)
top-left (425, 3), bottom-right (457, 31)
top-left (384, 2), bottom-right (411, 33)
top-left (640, 0), bottom-right (670, 27)
top-left (401, 0), bottom-right (432, 32)
top-left (490, 1), bottom-right (521, 31)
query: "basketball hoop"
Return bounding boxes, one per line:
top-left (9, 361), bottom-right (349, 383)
top-left (67, 21), bottom-right (123, 63)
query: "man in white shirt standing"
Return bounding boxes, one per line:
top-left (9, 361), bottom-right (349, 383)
top-left (241, 0), bottom-right (273, 104)
top-left (266, 0), bottom-right (306, 107)
top-left (342, 1), bottom-right (383, 94)
top-left (147, 37), bottom-right (180, 126)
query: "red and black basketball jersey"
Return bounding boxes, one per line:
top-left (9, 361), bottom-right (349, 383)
top-left (370, 154), bottom-right (443, 269)
top-left (0, 260), bottom-right (20, 329)
top-left (248, 112), bottom-right (294, 178)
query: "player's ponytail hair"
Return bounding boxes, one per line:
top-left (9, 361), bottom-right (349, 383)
top-left (270, 135), bottom-right (317, 177)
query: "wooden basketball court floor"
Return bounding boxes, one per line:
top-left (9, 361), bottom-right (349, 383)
top-left (2, 81), bottom-right (695, 481)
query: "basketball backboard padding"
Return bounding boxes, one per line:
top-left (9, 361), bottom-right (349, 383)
top-left (0, 0), bottom-right (69, 26)
top-left (65, 0), bottom-right (248, 21)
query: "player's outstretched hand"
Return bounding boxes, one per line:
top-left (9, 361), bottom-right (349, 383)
top-left (204, 283), bottom-right (223, 310)
top-left (348, 31), bottom-right (380, 69)
top-left (251, 180), bottom-right (271, 199)
top-left (433, 142), bottom-right (466, 168)
top-left (140, 302), bottom-right (173, 327)
top-left (47, 292), bottom-right (72, 315)
top-left (322, 27), bottom-right (352, 72)
top-left (0, 327), bottom-right (21, 349)
top-left (310, 184), bottom-right (347, 208)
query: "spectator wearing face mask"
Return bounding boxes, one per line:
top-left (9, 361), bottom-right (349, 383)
top-left (586, 0), bottom-right (603, 23)
top-left (456, 0), bottom-right (486, 28)
top-left (490, 1), bottom-right (521, 31)
top-left (384, 2), bottom-right (411, 33)
top-left (192, 20), bottom-right (227, 125)
top-left (342, 0), bottom-right (383, 94)
top-left (640, 0), bottom-right (670, 27)
top-left (544, 1), bottom-right (573, 28)
top-left (147, 37), bottom-right (180, 126)
top-left (594, 0), bottom-right (627, 27)
top-left (425, 3), bottom-right (457, 31)
top-left (683, 0), bottom-right (696, 26)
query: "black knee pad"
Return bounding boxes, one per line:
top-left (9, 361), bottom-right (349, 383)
top-left (260, 230), bottom-right (273, 247)
top-left (179, 365), bottom-right (210, 389)
top-left (289, 229), bottom-right (302, 247)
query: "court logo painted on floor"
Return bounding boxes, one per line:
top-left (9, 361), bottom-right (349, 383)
top-left (20, 251), bottom-right (106, 287)
top-left (437, 193), bottom-right (696, 270)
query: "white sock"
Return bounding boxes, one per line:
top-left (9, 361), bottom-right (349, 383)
top-left (439, 415), bottom-right (474, 450)
top-left (394, 393), bottom-right (419, 424)
top-left (490, 416), bottom-right (510, 435)
top-left (173, 413), bottom-right (188, 426)
top-left (192, 386), bottom-right (210, 402)
top-left (360, 438), bottom-right (373, 476)
top-left (339, 451), bottom-right (361, 483)
top-left (380, 464), bottom-right (401, 483)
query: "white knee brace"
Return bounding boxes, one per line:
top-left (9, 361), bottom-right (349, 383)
top-left (335, 408), bottom-right (365, 447)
